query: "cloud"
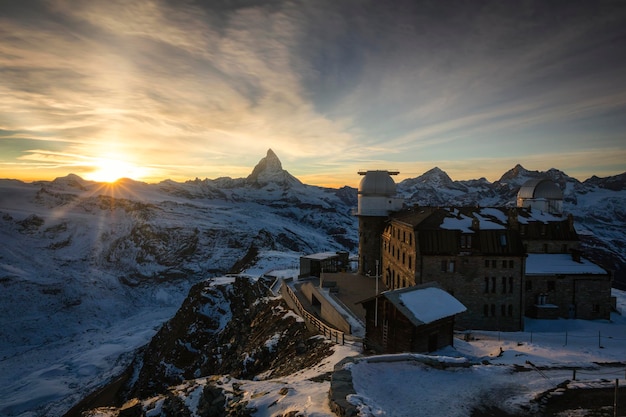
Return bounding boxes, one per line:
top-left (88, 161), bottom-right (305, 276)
top-left (0, 0), bottom-right (625, 185)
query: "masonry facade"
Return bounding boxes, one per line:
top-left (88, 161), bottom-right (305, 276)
top-left (380, 206), bottom-right (612, 331)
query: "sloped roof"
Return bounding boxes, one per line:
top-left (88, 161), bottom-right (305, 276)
top-left (377, 284), bottom-right (467, 327)
top-left (526, 254), bottom-right (608, 275)
top-left (416, 227), bottom-right (524, 256)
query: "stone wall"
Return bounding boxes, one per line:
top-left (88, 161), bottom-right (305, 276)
top-left (525, 275), bottom-right (612, 320)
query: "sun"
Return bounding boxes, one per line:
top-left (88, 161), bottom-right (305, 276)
top-left (86, 158), bottom-right (144, 183)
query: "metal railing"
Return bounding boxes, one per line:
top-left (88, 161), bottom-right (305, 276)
top-left (281, 280), bottom-right (345, 345)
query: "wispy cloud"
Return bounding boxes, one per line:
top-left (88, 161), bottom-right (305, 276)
top-left (0, 0), bottom-right (624, 185)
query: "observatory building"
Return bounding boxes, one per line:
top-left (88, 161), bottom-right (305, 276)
top-left (517, 178), bottom-right (564, 215)
top-left (355, 170), bottom-right (404, 275)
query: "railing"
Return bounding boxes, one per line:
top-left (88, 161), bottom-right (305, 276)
top-left (281, 280), bottom-right (345, 345)
top-left (458, 329), bottom-right (626, 350)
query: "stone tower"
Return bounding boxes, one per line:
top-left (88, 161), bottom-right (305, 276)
top-left (356, 170), bottom-right (403, 276)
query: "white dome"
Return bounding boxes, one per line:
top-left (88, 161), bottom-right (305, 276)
top-left (358, 171), bottom-right (397, 196)
top-left (518, 178), bottom-right (563, 200)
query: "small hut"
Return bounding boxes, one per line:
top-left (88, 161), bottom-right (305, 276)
top-left (359, 283), bottom-right (466, 354)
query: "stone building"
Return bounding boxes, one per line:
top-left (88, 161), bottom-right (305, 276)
top-left (356, 176), bottom-right (612, 332)
top-left (525, 252), bottom-right (611, 320)
top-left (359, 283), bottom-right (466, 353)
top-left (378, 205), bottom-right (611, 330)
top-left (381, 207), bottom-right (526, 331)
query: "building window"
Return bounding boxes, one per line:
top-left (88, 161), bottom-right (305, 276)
top-left (592, 304), bottom-right (600, 313)
top-left (408, 256), bottom-right (412, 269)
top-left (483, 304), bottom-right (489, 317)
top-left (484, 277), bottom-right (489, 293)
top-left (547, 280), bottom-right (555, 291)
top-left (501, 276), bottom-right (507, 294)
top-left (508, 305), bottom-right (513, 317)
top-left (448, 261), bottom-right (456, 273)
top-left (502, 260), bottom-right (507, 268)
top-left (509, 260), bottom-right (514, 268)
top-left (491, 277), bottom-right (496, 293)
top-left (491, 260), bottom-right (497, 268)
top-left (501, 304), bottom-right (506, 316)
top-left (491, 304), bottom-right (496, 317)
top-left (461, 235), bottom-right (472, 249)
top-left (402, 252), bottom-right (405, 264)
top-left (509, 276), bottom-right (514, 293)
top-left (409, 234), bottom-right (413, 246)
top-left (525, 280), bottom-right (532, 291)
top-left (485, 259), bottom-right (490, 268)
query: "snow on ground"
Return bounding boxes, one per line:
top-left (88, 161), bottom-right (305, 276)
top-left (161, 288), bottom-right (625, 417)
top-left (141, 289), bottom-right (626, 417)
top-left (345, 289), bottom-right (626, 417)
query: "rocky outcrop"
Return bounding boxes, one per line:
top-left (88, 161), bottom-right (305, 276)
top-left (124, 276), bottom-right (332, 399)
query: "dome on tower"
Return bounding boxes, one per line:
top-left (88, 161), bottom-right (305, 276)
top-left (517, 178), bottom-right (564, 215)
top-left (358, 170), bottom-right (397, 196)
top-left (517, 178), bottom-right (563, 200)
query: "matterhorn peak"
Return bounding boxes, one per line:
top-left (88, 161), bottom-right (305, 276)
top-left (246, 149), bottom-right (302, 188)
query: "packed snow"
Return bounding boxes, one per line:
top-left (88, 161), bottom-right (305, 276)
top-left (396, 286), bottom-right (467, 324)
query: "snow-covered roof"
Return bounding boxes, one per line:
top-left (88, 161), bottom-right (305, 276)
top-left (517, 209), bottom-right (566, 224)
top-left (384, 285), bottom-right (467, 326)
top-left (439, 210), bottom-right (505, 233)
top-left (301, 252), bottom-right (342, 260)
top-left (525, 253), bottom-right (608, 276)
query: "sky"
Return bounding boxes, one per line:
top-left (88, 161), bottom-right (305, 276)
top-left (1, 0), bottom-right (625, 187)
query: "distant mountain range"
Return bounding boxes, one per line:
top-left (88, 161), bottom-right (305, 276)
top-left (0, 149), bottom-right (624, 416)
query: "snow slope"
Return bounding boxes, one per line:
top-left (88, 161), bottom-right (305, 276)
top-left (0, 151), bottom-right (357, 417)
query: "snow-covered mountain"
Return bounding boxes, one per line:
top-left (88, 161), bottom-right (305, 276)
top-left (0, 149), bottom-right (624, 416)
top-left (0, 149), bottom-right (357, 417)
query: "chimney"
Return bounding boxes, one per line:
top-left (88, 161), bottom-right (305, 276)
top-left (568, 213), bottom-right (575, 232)
top-left (507, 208), bottom-right (519, 230)
top-left (471, 216), bottom-right (480, 231)
top-left (571, 248), bottom-right (582, 263)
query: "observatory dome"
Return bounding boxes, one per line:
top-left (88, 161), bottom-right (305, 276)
top-left (517, 178), bottom-right (563, 200)
top-left (358, 170), bottom-right (397, 196)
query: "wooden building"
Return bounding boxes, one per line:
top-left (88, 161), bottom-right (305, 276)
top-left (359, 284), bottom-right (466, 354)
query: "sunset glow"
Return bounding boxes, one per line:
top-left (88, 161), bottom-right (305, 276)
top-left (85, 158), bottom-right (147, 183)
top-left (0, 1), bottom-right (625, 187)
